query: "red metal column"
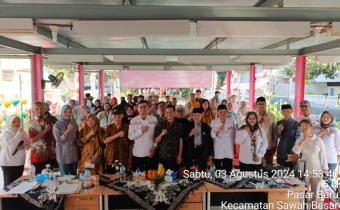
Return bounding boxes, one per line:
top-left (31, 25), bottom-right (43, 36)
top-left (31, 54), bottom-right (44, 102)
top-left (294, 55), bottom-right (306, 117)
top-left (78, 64), bottom-right (84, 103)
top-left (249, 64), bottom-right (256, 110)
top-left (226, 70), bottom-right (231, 97)
top-left (99, 69), bottom-right (105, 102)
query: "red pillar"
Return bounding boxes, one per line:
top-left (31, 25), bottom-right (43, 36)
top-left (31, 54), bottom-right (44, 102)
top-left (99, 69), bottom-right (105, 102)
top-left (294, 55), bottom-right (306, 117)
top-left (249, 64), bottom-right (256, 110)
top-left (226, 70), bottom-right (232, 97)
top-left (78, 64), bottom-right (84, 103)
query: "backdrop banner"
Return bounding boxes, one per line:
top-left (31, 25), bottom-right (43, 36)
top-left (119, 71), bottom-right (213, 88)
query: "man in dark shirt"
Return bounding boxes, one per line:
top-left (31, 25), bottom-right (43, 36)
top-left (44, 102), bottom-right (57, 125)
top-left (188, 108), bottom-right (214, 171)
top-left (174, 105), bottom-right (191, 168)
top-left (276, 104), bottom-right (299, 170)
top-left (153, 105), bottom-right (183, 171)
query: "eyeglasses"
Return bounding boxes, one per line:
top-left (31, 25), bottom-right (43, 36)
top-left (300, 105), bottom-right (308, 108)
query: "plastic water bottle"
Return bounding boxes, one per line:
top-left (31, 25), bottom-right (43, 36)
top-left (29, 163), bottom-right (36, 181)
top-left (119, 165), bottom-right (126, 182)
top-left (136, 168), bottom-right (141, 183)
top-left (210, 164), bottom-right (216, 179)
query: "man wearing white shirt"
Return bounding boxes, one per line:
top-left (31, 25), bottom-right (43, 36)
top-left (295, 100), bottom-right (319, 125)
top-left (211, 104), bottom-right (236, 172)
top-left (128, 100), bottom-right (158, 171)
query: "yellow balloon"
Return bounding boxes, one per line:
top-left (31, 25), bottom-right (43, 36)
top-left (3, 101), bottom-right (12, 108)
top-left (0, 118), bottom-right (2, 124)
top-left (21, 99), bottom-right (28, 105)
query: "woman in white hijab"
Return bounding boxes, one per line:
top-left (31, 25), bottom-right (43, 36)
top-left (0, 115), bottom-right (29, 187)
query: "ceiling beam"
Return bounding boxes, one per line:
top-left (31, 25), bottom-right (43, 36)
top-left (140, 37), bottom-right (149, 49)
top-left (2, 4), bottom-right (340, 21)
top-left (36, 26), bottom-right (85, 48)
top-left (0, 36), bottom-right (40, 53)
top-left (83, 61), bottom-right (264, 66)
top-left (204, 38), bottom-right (227, 49)
top-left (42, 48), bottom-right (299, 56)
top-left (299, 38), bottom-right (340, 55)
top-left (262, 37), bottom-right (311, 49)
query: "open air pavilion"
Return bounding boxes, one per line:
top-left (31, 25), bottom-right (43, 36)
top-left (1, 1), bottom-right (340, 210)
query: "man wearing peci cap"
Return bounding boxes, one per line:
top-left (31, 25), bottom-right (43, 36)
top-left (275, 104), bottom-right (299, 170)
top-left (211, 104), bottom-right (236, 172)
top-left (255, 97), bottom-right (277, 166)
top-left (187, 108), bottom-right (214, 171)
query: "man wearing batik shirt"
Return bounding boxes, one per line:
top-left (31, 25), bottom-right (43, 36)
top-left (153, 105), bottom-right (183, 171)
top-left (29, 102), bottom-right (55, 174)
top-left (255, 97), bottom-right (277, 166)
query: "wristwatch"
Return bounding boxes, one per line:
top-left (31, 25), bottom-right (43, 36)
top-left (153, 143), bottom-right (158, 148)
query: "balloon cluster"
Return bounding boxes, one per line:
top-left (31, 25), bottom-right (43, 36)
top-left (0, 99), bottom-right (29, 126)
top-left (0, 99), bottom-right (28, 108)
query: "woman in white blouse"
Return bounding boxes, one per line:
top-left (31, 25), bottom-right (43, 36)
top-left (315, 111), bottom-right (340, 188)
top-left (293, 119), bottom-right (328, 205)
top-left (0, 115), bottom-right (29, 187)
top-left (236, 111), bottom-right (268, 171)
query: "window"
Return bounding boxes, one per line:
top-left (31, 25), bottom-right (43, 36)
top-left (329, 88), bottom-right (335, 96)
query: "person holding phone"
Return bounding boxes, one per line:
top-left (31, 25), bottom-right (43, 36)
top-left (53, 105), bottom-right (79, 175)
top-left (0, 115), bottom-right (29, 187)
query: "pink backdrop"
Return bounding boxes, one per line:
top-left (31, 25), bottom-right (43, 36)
top-left (119, 71), bottom-right (213, 88)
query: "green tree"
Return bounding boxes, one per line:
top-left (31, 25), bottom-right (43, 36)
top-left (282, 56), bottom-right (339, 81)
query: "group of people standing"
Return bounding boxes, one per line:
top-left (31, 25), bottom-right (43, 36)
top-left (0, 91), bottom-right (339, 206)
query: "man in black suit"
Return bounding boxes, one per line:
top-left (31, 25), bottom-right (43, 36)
top-left (188, 108), bottom-right (214, 171)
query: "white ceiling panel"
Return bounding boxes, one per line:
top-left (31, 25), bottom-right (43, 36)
top-left (284, 0), bottom-right (340, 8)
top-left (1, 34), bottom-right (58, 48)
top-left (147, 37), bottom-right (213, 49)
top-left (218, 37), bottom-right (286, 49)
top-left (198, 21), bottom-right (310, 37)
top-left (72, 20), bottom-right (190, 36)
top-left (0, 18), bottom-right (33, 33)
top-left (239, 56), bottom-right (292, 63)
top-left (48, 54), bottom-right (104, 62)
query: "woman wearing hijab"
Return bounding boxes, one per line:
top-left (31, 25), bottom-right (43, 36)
top-left (235, 112), bottom-right (268, 171)
top-left (78, 114), bottom-right (104, 175)
top-left (53, 105), bottom-right (79, 175)
top-left (315, 111), bottom-right (340, 188)
top-left (0, 115), bottom-right (29, 187)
